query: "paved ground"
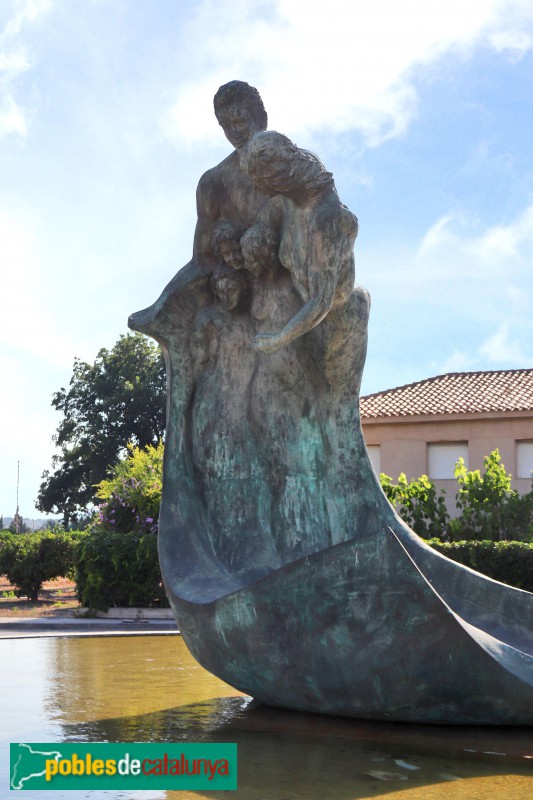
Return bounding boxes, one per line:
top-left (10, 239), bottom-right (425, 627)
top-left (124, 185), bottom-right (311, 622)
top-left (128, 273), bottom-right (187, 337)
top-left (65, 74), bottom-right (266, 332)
top-left (0, 615), bottom-right (179, 638)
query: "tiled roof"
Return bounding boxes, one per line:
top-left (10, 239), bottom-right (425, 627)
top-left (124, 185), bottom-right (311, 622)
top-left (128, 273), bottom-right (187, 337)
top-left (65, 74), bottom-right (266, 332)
top-left (360, 369), bottom-right (533, 419)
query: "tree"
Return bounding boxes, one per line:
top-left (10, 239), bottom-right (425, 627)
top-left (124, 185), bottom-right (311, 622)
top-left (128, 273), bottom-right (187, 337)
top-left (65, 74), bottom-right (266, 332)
top-left (381, 450), bottom-right (533, 543)
top-left (92, 441), bottom-right (163, 535)
top-left (451, 450), bottom-right (533, 542)
top-left (37, 333), bottom-right (166, 525)
top-left (0, 530), bottom-right (84, 601)
top-left (380, 472), bottom-right (450, 539)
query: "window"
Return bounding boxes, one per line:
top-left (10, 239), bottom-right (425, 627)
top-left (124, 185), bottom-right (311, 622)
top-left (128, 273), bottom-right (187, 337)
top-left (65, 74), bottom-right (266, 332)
top-left (366, 445), bottom-right (381, 476)
top-left (428, 443), bottom-right (468, 479)
top-left (517, 441), bottom-right (533, 479)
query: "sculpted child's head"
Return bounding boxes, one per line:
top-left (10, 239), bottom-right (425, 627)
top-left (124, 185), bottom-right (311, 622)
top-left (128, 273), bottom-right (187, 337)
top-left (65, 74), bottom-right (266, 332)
top-left (241, 223), bottom-right (279, 278)
top-left (210, 262), bottom-right (249, 312)
top-left (213, 220), bottom-right (246, 270)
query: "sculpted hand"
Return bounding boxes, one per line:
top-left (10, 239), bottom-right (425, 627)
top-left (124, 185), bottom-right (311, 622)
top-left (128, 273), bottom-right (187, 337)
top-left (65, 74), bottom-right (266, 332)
top-left (252, 332), bottom-right (285, 354)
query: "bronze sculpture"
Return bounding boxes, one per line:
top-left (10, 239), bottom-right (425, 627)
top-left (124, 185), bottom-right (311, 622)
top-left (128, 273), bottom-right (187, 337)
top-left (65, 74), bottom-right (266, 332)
top-left (130, 81), bottom-right (533, 724)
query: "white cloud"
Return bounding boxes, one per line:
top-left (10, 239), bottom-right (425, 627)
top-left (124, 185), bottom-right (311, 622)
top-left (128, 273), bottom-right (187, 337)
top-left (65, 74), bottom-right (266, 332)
top-left (0, 0), bottom-right (51, 138)
top-left (161, 0), bottom-right (533, 148)
top-left (0, 49), bottom-right (29, 75)
top-left (505, 285), bottom-right (530, 309)
top-left (489, 29), bottom-right (532, 58)
top-left (1, 0), bottom-right (51, 40)
top-left (473, 206), bottom-right (533, 261)
top-left (431, 351), bottom-right (476, 375)
top-left (367, 201), bottom-right (533, 383)
top-left (478, 323), bottom-right (530, 363)
top-left (417, 204), bottom-right (533, 275)
top-left (0, 90), bottom-right (26, 134)
top-left (0, 209), bottom-right (76, 364)
top-left (417, 214), bottom-right (466, 259)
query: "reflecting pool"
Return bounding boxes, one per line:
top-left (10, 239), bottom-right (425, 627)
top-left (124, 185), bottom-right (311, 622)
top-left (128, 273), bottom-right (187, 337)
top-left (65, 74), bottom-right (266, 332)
top-left (2, 635), bottom-right (532, 799)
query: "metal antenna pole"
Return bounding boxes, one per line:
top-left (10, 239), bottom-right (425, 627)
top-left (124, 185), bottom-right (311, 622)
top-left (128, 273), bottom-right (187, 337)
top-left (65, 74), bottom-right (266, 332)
top-left (15, 461), bottom-right (20, 534)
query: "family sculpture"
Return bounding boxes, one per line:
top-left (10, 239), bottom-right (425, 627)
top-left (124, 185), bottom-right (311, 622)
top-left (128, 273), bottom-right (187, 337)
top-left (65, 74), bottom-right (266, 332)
top-left (130, 81), bottom-right (533, 725)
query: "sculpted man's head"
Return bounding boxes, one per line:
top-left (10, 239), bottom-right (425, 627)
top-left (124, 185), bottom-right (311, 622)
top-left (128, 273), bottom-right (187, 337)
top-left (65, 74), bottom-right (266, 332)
top-left (214, 80), bottom-right (267, 151)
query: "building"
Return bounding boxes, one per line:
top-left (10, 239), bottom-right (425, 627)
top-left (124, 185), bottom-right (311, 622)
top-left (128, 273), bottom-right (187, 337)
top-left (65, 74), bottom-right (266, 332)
top-left (360, 369), bottom-right (533, 510)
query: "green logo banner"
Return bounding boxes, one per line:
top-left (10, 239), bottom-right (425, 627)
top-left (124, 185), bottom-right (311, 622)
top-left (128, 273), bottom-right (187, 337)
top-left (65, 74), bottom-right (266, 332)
top-left (10, 742), bottom-right (237, 791)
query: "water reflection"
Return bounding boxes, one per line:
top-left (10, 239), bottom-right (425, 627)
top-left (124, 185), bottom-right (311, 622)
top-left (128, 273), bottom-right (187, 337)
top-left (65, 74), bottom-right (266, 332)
top-left (59, 698), bottom-right (533, 800)
top-left (45, 636), bottom-right (241, 725)
top-left (1, 636), bottom-right (531, 800)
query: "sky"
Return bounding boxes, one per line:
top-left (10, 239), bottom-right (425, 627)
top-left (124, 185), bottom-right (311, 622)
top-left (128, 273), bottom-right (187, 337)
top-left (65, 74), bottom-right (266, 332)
top-left (1, 0), bottom-right (533, 521)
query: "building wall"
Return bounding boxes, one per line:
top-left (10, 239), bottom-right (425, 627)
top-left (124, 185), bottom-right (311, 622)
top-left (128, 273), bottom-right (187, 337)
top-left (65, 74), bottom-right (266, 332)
top-left (362, 412), bottom-right (533, 514)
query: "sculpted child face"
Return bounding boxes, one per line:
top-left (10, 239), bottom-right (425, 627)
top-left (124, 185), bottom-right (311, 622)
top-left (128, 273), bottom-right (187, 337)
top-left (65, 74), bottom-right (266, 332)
top-left (241, 236), bottom-right (265, 278)
top-left (214, 221), bottom-right (246, 270)
top-left (218, 236), bottom-right (244, 271)
top-left (241, 224), bottom-right (279, 278)
top-left (213, 276), bottom-right (244, 312)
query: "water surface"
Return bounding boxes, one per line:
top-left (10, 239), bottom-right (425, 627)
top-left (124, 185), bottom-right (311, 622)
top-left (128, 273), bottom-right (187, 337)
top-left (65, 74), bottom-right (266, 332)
top-left (2, 635), bottom-right (532, 799)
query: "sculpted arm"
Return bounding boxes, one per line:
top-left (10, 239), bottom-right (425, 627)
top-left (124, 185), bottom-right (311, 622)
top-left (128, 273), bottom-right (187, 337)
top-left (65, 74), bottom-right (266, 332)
top-left (253, 270), bottom-right (337, 353)
top-left (253, 213), bottom-right (342, 354)
top-left (164, 170), bottom-right (220, 291)
top-left (129, 172), bottom-right (219, 333)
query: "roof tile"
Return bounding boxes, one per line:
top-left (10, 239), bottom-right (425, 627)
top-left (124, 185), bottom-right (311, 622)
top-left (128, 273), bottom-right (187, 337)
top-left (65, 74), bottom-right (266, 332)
top-left (360, 369), bottom-right (533, 419)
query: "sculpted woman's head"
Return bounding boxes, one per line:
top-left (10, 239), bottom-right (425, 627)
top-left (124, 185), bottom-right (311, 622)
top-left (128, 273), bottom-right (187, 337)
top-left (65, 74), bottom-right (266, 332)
top-left (241, 131), bottom-right (333, 200)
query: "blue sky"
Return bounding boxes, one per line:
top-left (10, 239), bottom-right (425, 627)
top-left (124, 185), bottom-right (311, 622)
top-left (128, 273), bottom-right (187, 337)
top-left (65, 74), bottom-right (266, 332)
top-left (1, 0), bottom-right (532, 520)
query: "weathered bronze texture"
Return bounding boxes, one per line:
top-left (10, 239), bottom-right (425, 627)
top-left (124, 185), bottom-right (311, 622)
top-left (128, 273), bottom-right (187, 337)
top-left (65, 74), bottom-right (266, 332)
top-left (129, 80), bottom-right (533, 724)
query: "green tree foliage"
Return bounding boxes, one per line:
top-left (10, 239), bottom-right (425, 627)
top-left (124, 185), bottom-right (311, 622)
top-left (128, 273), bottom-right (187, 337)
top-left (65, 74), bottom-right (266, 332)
top-left (0, 530), bottom-right (86, 601)
top-left (380, 450), bottom-right (533, 543)
top-left (36, 333), bottom-right (166, 526)
top-left (451, 450), bottom-right (533, 542)
top-left (0, 531), bottom-right (18, 576)
top-left (92, 441), bottom-right (163, 535)
top-left (380, 472), bottom-right (450, 538)
top-left (71, 442), bottom-right (166, 610)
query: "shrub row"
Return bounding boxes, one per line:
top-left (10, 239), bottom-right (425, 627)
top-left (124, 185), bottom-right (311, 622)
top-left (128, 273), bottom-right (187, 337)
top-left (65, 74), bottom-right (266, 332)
top-left (73, 536), bottom-right (533, 604)
top-left (0, 529), bottom-right (86, 601)
top-left (0, 528), bottom-right (167, 610)
top-left (3, 529), bottom-right (531, 609)
top-left (74, 530), bottom-right (169, 610)
top-left (426, 539), bottom-right (533, 593)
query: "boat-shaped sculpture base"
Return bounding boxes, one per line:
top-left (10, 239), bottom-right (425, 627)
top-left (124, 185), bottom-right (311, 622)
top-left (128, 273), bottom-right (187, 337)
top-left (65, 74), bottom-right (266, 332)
top-left (160, 510), bottom-right (533, 726)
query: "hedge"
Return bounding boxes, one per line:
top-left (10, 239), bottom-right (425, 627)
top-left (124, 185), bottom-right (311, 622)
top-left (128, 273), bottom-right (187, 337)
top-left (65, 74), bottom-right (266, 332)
top-left (0, 530), bottom-right (85, 601)
top-left (426, 539), bottom-right (533, 593)
top-left (74, 530), bottom-right (169, 610)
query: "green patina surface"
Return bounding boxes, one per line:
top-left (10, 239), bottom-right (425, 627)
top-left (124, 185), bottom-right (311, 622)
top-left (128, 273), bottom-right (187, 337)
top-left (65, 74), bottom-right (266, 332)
top-left (129, 79), bottom-right (533, 725)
